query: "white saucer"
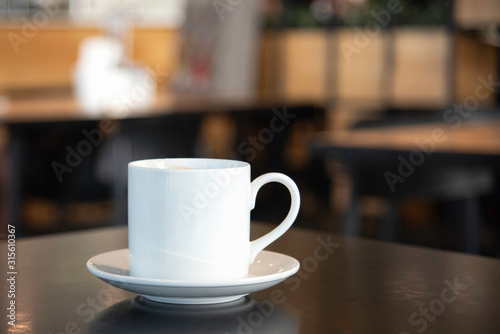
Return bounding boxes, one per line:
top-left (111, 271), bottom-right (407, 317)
top-left (86, 249), bottom-right (300, 304)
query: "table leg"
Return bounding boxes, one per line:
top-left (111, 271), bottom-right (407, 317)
top-left (379, 197), bottom-right (399, 240)
top-left (459, 198), bottom-right (480, 254)
top-left (5, 127), bottom-right (25, 235)
top-left (111, 134), bottom-right (132, 226)
top-left (342, 164), bottom-right (362, 236)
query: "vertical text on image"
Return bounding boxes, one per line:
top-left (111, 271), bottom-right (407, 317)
top-left (6, 224), bottom-right (17, 327)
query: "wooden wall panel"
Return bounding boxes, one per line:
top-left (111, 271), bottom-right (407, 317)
top-left (281, 30), bottom-right (327, 101)
top-left (392, 28), bottom-right (450, 108)
top-left (0, 26), bottom-right (101, 90)
top-left (0, 24), bottom-right (179, 92)
top-left (0, 25), bottom-right (497, 109)
top-left (455, 0), bottom-right (500, 29)
top-left (455, 33), bottom-right (497, 105)
top-left (257, 32), bottom-right (279, 99)
top-left (132, 27), bottom-right (179, 90)
top-left (337, 28), bottom-right (385, 101)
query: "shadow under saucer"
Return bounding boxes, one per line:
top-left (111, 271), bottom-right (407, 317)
top-left (88, 296), bottom-right (300, 334)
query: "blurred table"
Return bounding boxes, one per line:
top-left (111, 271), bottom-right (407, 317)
top-left (1, 91), bottom-right (307, 123)
top-left (313, 118), bottom-right (500, 156)
top-left (311, 117), bottom-right (500, 252)
top-left (6, 222), bottom-right (500, 333)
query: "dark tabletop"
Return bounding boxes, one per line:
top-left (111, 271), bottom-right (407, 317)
top-left (4, 223), bottom-right (500, 333)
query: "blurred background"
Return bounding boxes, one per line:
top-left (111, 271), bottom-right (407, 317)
top-left (0, 0), bottom-right (499, 256)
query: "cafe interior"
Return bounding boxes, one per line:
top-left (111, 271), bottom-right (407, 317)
top-left (1, 0), bottom-right (499, 259)
top-left (2, 1), bottom-right (500, 333)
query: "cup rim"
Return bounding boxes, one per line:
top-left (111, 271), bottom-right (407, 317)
top-left (128, 158), bottom-right (249, 171)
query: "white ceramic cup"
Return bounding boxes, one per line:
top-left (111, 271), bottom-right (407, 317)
top-left (128, 158), bottom-right (300, 281)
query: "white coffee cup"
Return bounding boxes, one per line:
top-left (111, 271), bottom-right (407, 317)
top-left (128, 158), bottom-right (300, 281)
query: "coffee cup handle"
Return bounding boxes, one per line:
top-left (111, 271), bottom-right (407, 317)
top-left (249, 173), bottom-right (300, 263)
